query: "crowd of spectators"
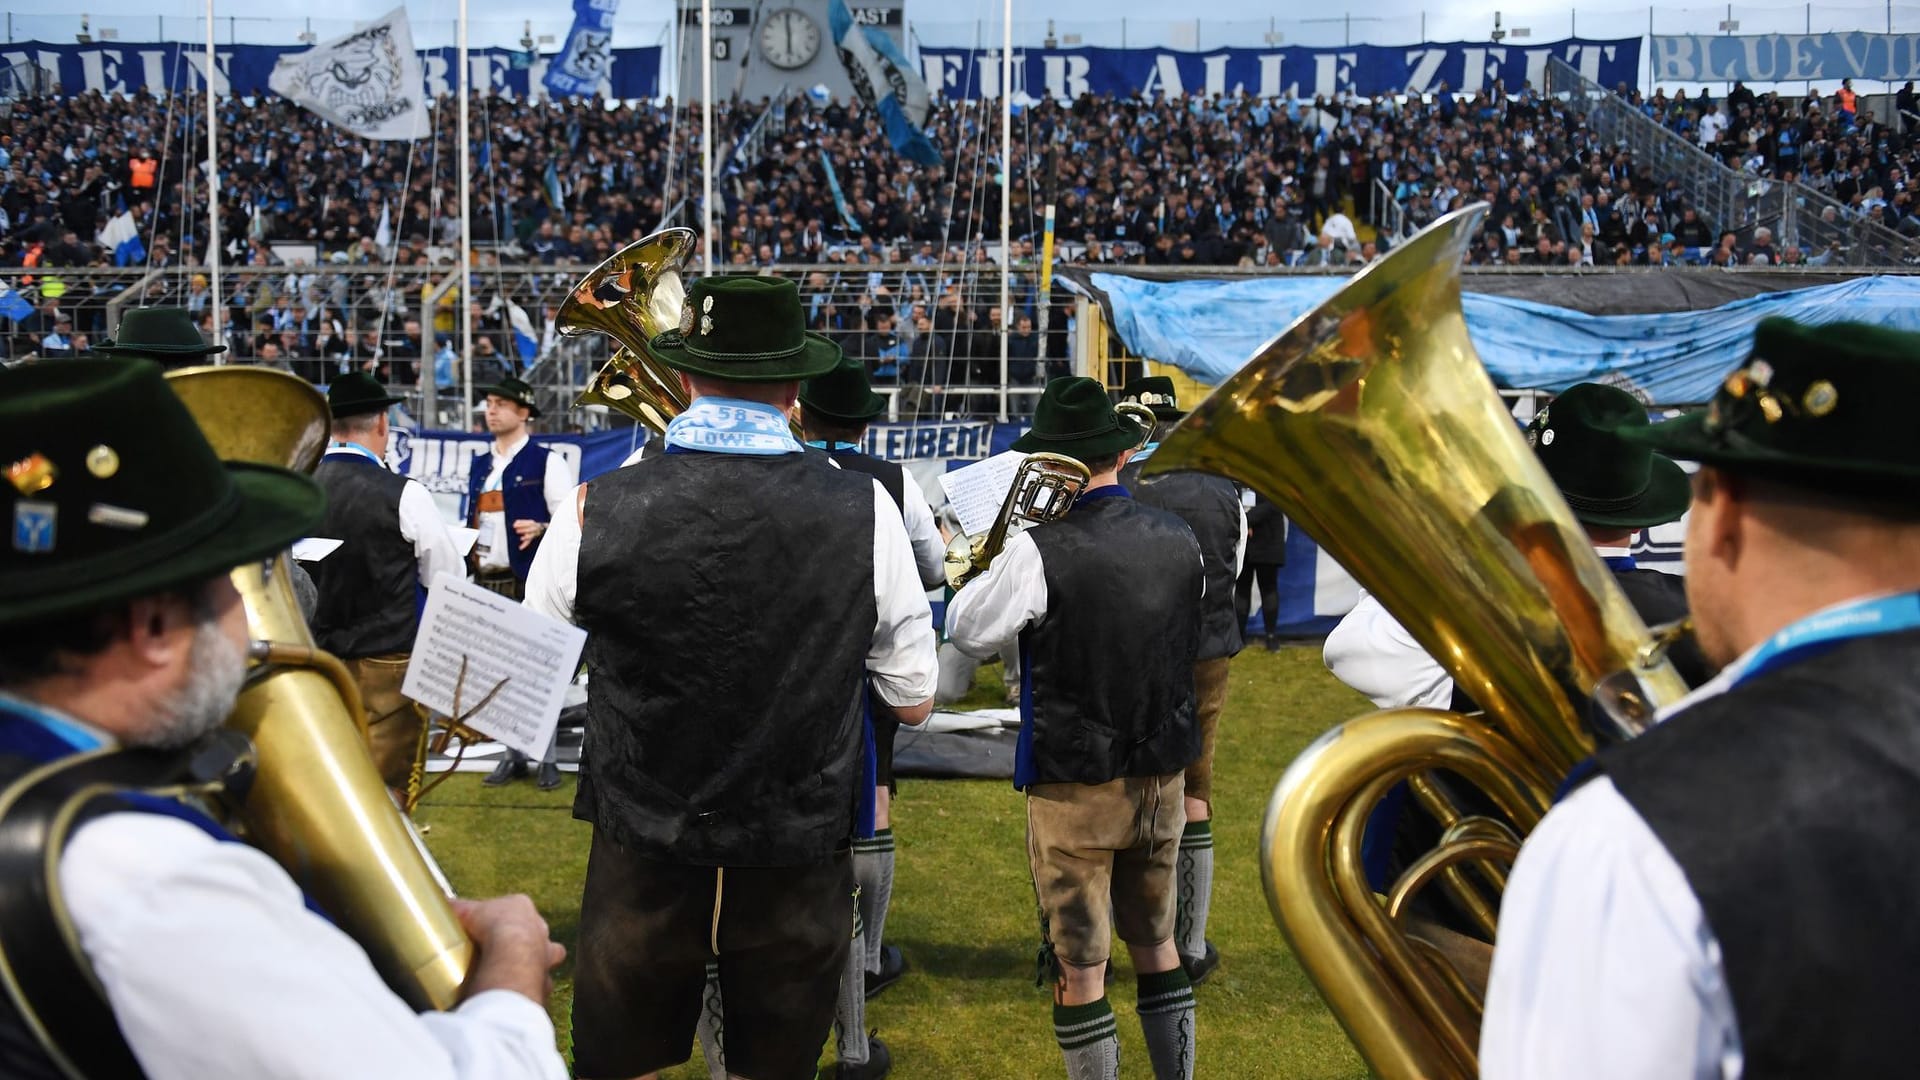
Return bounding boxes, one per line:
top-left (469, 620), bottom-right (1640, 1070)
top-left (7, 70), bottom-right (1919, 395)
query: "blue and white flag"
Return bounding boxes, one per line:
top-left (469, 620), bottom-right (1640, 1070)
top-left (826, 0), bottom-right (940, 166)
top-left (820, 148), bottom-right (862, 233)
top-left (505, 298), bottom-right (540, 364)
top-left (95, 211), bottom-right (146, 267)
top-left (0, 281), bottom-right (33, 323)
top-left (546, 0), bottom-right (619, 99)
top-left (267, 8), bottom-right (429, 141)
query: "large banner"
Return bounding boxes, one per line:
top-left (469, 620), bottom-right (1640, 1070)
top-left (0, 40), bottom-right (661, 100)
top-left (915, 38), bottom-right (1641, 101)
top-left (1651, 33), bottom-right (1920, 83)
top-left (546, 0), bottom-right (621, 98)
top-left (268, 8), bottom-right (431, 140)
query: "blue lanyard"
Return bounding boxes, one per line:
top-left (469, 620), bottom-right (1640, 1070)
top-left (1736, 591), bottom-right (1920, 686)
top-left (326, 441), bottom-right (385, 468)
top-left (1601, 555), bottom-right (1637, 572)
top-left (805, 440), bottom-right (862, 452)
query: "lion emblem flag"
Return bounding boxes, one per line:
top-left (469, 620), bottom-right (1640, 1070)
top-left (268, 8), bottom-right (429, 141)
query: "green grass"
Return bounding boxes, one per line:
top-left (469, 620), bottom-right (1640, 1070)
top-left (418, 644), bottom-right (1372, 1078)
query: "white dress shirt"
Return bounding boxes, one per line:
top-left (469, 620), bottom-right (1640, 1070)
top-left (474, 433), bottom-right (576, 572)
top-left (323, 448), bottom-right (466, 589)
top-left (59, 809), bottom-right (566, 1080)
top-left (524, 474), bottom-right (937, 708)
top-left (897, 472), bottom-right (947, 590)
top-left (1321, 588), bottom-right (1455, 709)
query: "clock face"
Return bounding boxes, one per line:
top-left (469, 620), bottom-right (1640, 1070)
top-left (759, 8), bottom-right (822, 70)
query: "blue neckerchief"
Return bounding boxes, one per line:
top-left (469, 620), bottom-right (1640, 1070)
top-left (663, 398), bottom-right (803, 457)
top-left (805, 440), bottom-right (863, 452)
top-left (0, 693), bottom-right (107, 756)
top-left (1602, 555), bottom-right (1637, 572)
top-left (1736, 591), bottom-right (1920, 686)
top-left (1075, 484), bottom-right (1130, 507)
top-left (324, 441), bottom-right (386, 469)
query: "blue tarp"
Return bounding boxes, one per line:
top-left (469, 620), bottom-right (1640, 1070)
top-left (1092, 272), bottom-right (1920, 404)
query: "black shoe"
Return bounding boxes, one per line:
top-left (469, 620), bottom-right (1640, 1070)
top-left (1182, 941), bottom-right (1221, 986)
top-left (536, 762), bottom-right (562, 791)
top-left (482, 757), bottom-right (528, 786)
top-left (837, 1035), bottom-right (892, 1079)
top-left (1264, 635), bottom-right (1280, 652)
top-left (864, 944), bottom-right (908, 999)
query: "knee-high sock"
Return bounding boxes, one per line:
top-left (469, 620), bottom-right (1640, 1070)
top-left (854, 828), bottom-right (896, 974)
top-left (1136, 969), bottom-right (1197, 1080)
top-left (835, 919), bottom-right (870, 1065)
top-left (1175, 821), bottom-right (1214, 962)
top-left (696, 961), bottom-right (727, 1080)
top-left (1054, 998), bottom-right (1120, 1080)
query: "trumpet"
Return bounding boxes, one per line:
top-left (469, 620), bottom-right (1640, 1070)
top-left (1116, 400), bottom-right (1159, 451)
top-left (943, 453), bottom-right (1092, 590)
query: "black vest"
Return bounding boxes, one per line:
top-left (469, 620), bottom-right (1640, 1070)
top-left (1022, 496), bottom-right (1204, 786)
top-left (1601, 628), bottom-right (1920, 1079)
top-left (573, 451), bottom-right (879, 866)
top-left (1123, 466), bottom-right (1243, 659)
top-left (828, 448), bottom-right (906, 515)
top-left (310, 457), bottom-right (419, 658)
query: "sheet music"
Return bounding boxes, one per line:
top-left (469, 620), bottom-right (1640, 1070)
top-left (938, 450), bottom-right (1026, 538)
top-left (401, 574), bottom-right (587, 758)
top-left (289, 537), bottom-right (343, 562)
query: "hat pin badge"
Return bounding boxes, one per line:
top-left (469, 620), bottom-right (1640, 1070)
top-left (5, 453), bottom-right (56, 496)
top-left (85, 444), bottom-right (120, 479)
top-left (1803, 380), bottom-right (1839, 417)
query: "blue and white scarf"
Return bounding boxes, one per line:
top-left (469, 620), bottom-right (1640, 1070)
top-left (663, 397), bottom-right (804, 456)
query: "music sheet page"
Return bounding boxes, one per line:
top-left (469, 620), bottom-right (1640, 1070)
top-left (938, 450), bottom-right (1027, 538)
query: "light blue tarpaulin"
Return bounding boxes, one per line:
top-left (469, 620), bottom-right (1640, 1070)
top-left (1091, 273), bottom-right (1920, 404)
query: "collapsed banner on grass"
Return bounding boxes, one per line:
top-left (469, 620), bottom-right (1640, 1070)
top-left (0, 39), bottom-right (661, 99)
top-left (1087, 272), bottom-right (1920, 405)
top-left (1651, 33), bottom-right (1920, 84)
top-left (915, 38), bottom-right (1639, 102)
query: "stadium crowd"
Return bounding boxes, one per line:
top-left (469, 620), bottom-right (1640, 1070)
top-left (6, 73), bottom-right (1919, 385)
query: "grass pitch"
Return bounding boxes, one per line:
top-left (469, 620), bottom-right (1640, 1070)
top-left (419, 644), bottom-right (1371, 1078)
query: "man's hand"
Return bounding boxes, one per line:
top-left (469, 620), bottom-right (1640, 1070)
top-left (451, 895), bottom-right (566, 1006)
top-left (512, 519), bottom-right (547, 550)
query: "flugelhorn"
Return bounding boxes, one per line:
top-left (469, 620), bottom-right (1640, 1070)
top-left (165, 365), bottom-right (472, 1012)
top-left (557, 227), bottom-right (699, 434)
top-left (943, 453), bottom-right (1092, 589)
top-left (1143, 204), bottom-right (1689, 1079)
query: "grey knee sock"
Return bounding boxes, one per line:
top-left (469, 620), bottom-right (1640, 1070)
top-left (1176, 820), bottom-right (1214, 962)
top-left (696, 961), bottom-right (727, 1080)
top-left (835, 920), bottom-right (870, 1065)
top-left (853, 828), bottom-right (895, 973)
top-left (1053, 998), bottom-right (1120, 1080)
top-left (1137, 969), bottom-right (1196, 1080)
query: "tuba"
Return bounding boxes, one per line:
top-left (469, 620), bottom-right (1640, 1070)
top-left (557, 227), bottom-right (699, 434)
top-left (1142, 204), bottom-right (1690, 1079)
top-left (165, 365), bottom-right (472, 1012)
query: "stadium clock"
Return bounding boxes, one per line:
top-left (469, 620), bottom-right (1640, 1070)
top-left (759, 8), bottom-right (822, 69)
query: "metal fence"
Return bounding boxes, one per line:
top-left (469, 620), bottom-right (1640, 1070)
top-left (1545, 57), bottom-right (1919, 268)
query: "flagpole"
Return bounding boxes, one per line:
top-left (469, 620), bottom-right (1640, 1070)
top-left (997, 0), bottom-right (1012, 422)
top-left (701, 0), bottom-right (715, 274)
top-left (204, 0), bottom-right (223, 357)
top-left (459, 0), bottom-right (475, 425)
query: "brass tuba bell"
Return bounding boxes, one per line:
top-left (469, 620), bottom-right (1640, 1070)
top-left (1143, 204), bottom-right (1690, 1079)
top-left (556, 227), bottom-right (699, 434)
top-left (165, 365), bottom-right (472, 1012)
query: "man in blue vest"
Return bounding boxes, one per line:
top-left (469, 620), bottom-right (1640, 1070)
top-left (0, 359), bottom-right (568, 1078)
top-left (470, 376), bottom-right (575, 791)
top-left (1483, 319), bottom-right (1920, 1078)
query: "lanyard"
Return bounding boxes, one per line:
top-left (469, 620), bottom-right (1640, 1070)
top-left (805, 440), bottom-right (862, 452)
top-left (1737, 591), bottom-right (1920, 686)
top-left (325, 441), bottom-right (385, 469)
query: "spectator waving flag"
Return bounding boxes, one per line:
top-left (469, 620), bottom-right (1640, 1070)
top-left (96, 211), bottom-right (146, 267)
top-left (827, 0), bottom-right (940, 166)
top-left (268, 8), bottom-right (429, 141)
top-left (546, 0), bottom-right (619, 99)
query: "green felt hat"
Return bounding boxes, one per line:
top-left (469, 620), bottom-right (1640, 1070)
top-left (1527, 382), bottom-right (1692, 529)
top-left (800, 355), bottom-right (887, 424)
top-left (94, 306), bottom-right (226, 363)
top-left (1011, 377), bottom-right (1150, 462)
top-left (0, 359), bottom-right (323, 629)
top-left (1120, 375), bottom-right (1184, 420)
top-left (1624, 317), bottom-right (1920, 497)
top-left (648, 276), bottom-right (841, 383)
top-left (328, 371), bottom-right (405, 419)
top-left (477, 376), bottom-right (542, 418)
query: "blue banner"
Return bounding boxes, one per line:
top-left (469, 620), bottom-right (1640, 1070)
top-left (1652, 33), bottom-right (1920, 84)
top-left (546, 0), bottom-right (621, 98)
top-left (916, 38), bottom-right (1639, 101)
top-left (1089, 272), bottom-right (1920, 406)
top-left (0, 40), bottom-right (660, 100)
top-left (394, 428), bottom-right (643, 504)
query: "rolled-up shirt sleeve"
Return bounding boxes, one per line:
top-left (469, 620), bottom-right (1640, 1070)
top-left (943, 530), bottom-right (1047, 660)
top-left (867, 479), bottom-right (939, 710)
